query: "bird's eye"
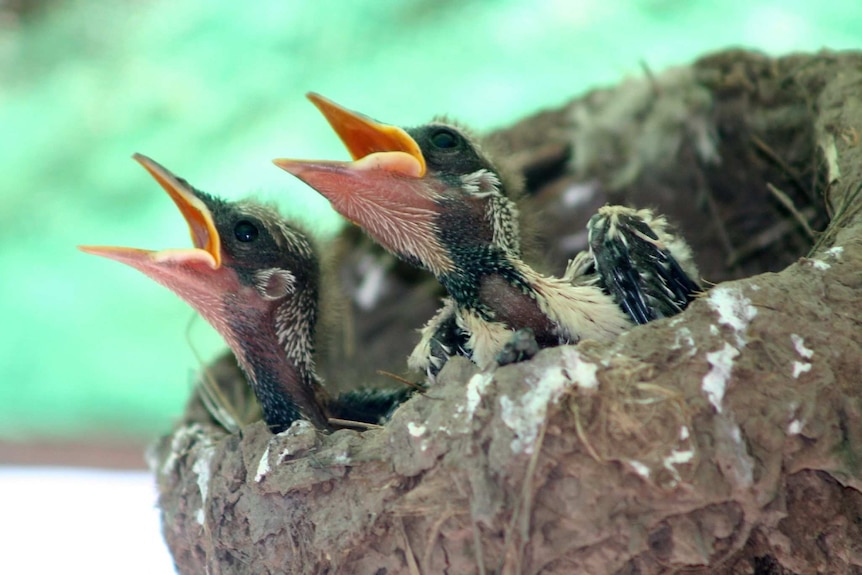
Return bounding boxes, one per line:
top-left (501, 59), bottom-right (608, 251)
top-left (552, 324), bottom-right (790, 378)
top-left (234, 220), bottom-right (259, 242)
top-left (430, 128), bottom-right (460, 150)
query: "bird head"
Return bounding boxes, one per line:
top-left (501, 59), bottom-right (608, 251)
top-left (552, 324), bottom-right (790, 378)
top-left (79, 154), bottom-right (320, 376)
top-left (274, 93), bottom-right (520, 281)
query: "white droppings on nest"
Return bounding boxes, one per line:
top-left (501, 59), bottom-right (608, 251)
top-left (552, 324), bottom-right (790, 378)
top-left (407, 422), bottom-right (427, 437)
top-left (627, 424), bottom-right (695, 485)
top-left (708, 286), bottom-right (757, 333)
top-left (730, 424), bottom-right (743, 444)
top-left (286, 419), bottom-right (315, 434)
top-left (787, 419), bottom-right (803, 435)
top-left (275, 420), bottom-right (317, 462)
top-left (465, 372), bottom-right (493, 420)
top-left (500, 348), bottom-right (596, 454)
top-left (663, 447), bottom-right (695, 484)
top-left (500, 370), bottom-right (567, 454)
top-left (331, 451), bottom-right (351, 465)
top-left (406, 418), bottom-right (430, 452)
top-left (563, 347), bottom-right (599, 389)
top-left (823, 133), bottom-right (841, 183)
top-left (628, 460), bottom-right (651, 479)
top-left (158, 423), bottom-right (208, 478)
top-left (790, 334), bottom-right (813, 378)
top-left (707, 286), bottom-right (757, 347)
top-left (192, 443), bottom-right (216, 525)
top-left (499, 396), bottom-right (532, 454)
top-left (662, 424), bottom-right (696, 486)
top-left (702, 342), bottom-right (739, 413)
top-left (790, 334), bottom-right (814, 359)
top-left (792, 361), bottom-right (812, 378)
top-left (159, 428), bottom-right (187, 477)
top-left (566, 347), bottom-right (600, 389)
top-left (278, 447), bottom-right (293, 462)
top-left (806, 245), bottom-right (843, 270)
top-left (254, 446), bottom-right (271, 483)
top-left (726, 421), bottom-right (755, 487)
top-left (826, 246), bottom-right (844, 258)
top-left (669, 445), bottom-right (695, 464)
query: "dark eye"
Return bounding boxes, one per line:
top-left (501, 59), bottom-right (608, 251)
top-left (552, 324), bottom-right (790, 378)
top-left (234, 220), bottom-right (259, 242)
top-left (430, 128), bottom-right (460, 150)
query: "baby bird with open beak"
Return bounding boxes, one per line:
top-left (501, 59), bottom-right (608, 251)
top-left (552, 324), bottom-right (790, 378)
top-left (81, 154), bottom-right (412, 433)
top-left (275, 95), bottom-right (701, 375)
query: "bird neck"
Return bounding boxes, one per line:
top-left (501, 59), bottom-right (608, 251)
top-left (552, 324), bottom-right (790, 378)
top-left (434, 191), bottom-right (526, 314)
top-left (228, 289), bottom-right (330, 433)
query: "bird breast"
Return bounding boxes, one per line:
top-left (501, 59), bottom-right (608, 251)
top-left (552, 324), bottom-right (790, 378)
top-left (478, 274), bottom-right (558, 345)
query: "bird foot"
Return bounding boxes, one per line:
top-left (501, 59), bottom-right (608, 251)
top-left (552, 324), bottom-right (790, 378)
top-left (496, 328), bottom-right (540, 367)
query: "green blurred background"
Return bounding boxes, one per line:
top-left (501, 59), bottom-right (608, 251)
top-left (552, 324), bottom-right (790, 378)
top-left (1, 0), bottom-right (859, 444)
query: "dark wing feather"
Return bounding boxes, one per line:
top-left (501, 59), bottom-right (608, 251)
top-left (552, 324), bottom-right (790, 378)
top-left (589, 207), bottom-right (701, 325)
top-left (329, 387), bottom-right (419, 424)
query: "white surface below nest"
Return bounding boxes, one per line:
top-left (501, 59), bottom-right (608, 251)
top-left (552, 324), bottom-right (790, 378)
top-left (0, 467), bottom-right (174, 575)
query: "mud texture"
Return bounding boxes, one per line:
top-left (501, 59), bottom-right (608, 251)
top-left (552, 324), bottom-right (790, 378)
top-left (152, 49), bottom-right (862, 574)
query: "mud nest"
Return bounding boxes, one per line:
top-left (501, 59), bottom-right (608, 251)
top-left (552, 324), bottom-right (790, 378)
top-left (151, 49), bottom-right (862, 574)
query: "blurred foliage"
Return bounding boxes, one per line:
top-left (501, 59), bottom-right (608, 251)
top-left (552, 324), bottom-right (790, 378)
top-left (0, 0), bottom-right (858, 440)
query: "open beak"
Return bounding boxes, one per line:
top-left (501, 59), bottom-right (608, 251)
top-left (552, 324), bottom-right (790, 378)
top-left (305, 92), bottom-right (426, 176)
top-left (273, 94), bottom-right (452, 274)
top-left (79, 154), bottom-right (222, 270)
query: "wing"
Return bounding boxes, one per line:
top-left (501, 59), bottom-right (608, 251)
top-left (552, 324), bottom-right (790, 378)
top-left (588, 206), bottom-right (701, 325)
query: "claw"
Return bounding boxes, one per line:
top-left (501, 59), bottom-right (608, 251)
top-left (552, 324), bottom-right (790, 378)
top-left (496, 328), bottom-right (540, 366)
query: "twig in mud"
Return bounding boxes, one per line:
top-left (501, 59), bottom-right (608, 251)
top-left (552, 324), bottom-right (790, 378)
top-left (377, 370), bottom-right (426, 392)
top-left (327, 418), bottom-right (383, 430)
top-left (751, 134), bottom-right (812, 200)
top-left (500, 418), bottom-right (549, 574)
top-left (767, 182), bottom-right (815, 238)
top-left (421, 509), bottom-right (457, 573)
top-left (726, 207), bottom-right (816, 266)
top-left (396, 517), bottom-right (422, 575)
top-left (695, 168), bottom-right (739, 269)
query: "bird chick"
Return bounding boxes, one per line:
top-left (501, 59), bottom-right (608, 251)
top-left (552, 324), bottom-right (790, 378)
top-left (80, 154), bottom-right (409, 433)
top-left (275, 94), bottom-right (700, 373)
